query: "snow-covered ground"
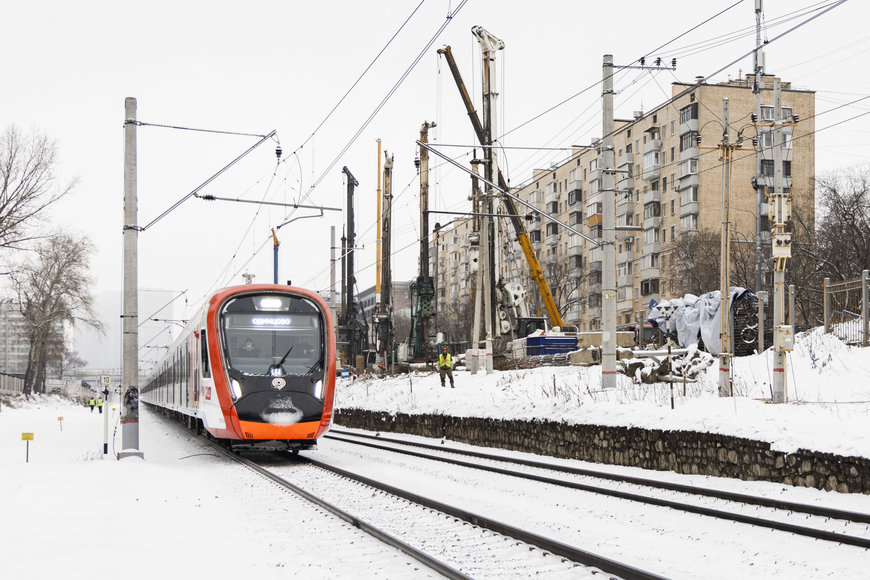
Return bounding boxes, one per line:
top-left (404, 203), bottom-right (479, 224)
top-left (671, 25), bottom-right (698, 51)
top-left (1, 327), bottom-right (869, 578)
top-left (338, 327), bottom-right (870, 458)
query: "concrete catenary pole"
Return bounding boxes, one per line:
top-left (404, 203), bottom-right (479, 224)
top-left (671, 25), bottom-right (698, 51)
top-left (753, 0), bottom-right (766, 293)
top-left (376, 139), bottom-right (382, 304)
top-left (601, 55), bottom-right (617, 389)
top-left (470, 159), bottom-right (483, 374)
top-left (121, 97), bottom-right (143, 459)
top-left (771, 78), bottom-right (788, 403)
top-left (474, 25), bottom-right (502, 367)
top-left (378, 152), bottom-right (394, 366)
top-left (418, 122), bottom-right (436, 356)
top-left (719, 98), bottom-right (734, 398)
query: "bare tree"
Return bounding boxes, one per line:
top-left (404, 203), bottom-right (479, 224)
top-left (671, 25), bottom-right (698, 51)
top-left (814, 167), bottom-right (870, 280)
top-left (10, 232), bottom-right (102, 396)
top-left (0, 125), bottom-right (75, 250)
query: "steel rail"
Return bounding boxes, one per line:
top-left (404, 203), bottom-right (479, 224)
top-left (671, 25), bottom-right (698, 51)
top-left (302, 455), bottom-right (669, 580)
top-left (324, 431), bottom-right (870, 549)
top-left (329, 429), bottom-right (870, 524)
top-left (198, 437), bottom-right (472, 580)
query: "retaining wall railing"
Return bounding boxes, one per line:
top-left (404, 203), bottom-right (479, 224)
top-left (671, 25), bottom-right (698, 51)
top-left (824, 270), bottom-right (869, 346)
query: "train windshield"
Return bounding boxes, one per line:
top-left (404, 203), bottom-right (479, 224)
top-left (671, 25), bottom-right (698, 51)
top-left (220, 293), bottom-right (323, 377)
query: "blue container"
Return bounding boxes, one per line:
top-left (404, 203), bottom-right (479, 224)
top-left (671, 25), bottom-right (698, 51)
top-left (525, 335), bottom-right (577, 356)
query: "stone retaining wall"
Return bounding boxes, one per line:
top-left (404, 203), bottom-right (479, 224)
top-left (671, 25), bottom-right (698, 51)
top-left (334, 409), bottom-right (870, 494)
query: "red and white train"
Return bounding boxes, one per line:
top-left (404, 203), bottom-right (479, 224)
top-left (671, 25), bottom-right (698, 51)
top-left (141, 284), bottom-right (336, 452)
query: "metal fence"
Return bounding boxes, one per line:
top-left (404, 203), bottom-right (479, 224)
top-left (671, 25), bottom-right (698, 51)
top-left (0, 372), bottom-right (25, 394)
top-left (824, 270), bottom-right (869, 346)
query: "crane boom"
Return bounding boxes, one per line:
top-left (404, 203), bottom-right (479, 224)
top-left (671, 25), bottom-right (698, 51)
top-left (437, 45), bottom-right (564, 328)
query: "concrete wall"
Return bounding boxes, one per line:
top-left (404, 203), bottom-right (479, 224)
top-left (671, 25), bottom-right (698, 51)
top-left (334, 409), bottom-right (870, 494)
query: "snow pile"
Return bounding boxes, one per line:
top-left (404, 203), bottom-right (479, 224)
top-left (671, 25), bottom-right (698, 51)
top-left (335, 327), bottom-right (870, 458)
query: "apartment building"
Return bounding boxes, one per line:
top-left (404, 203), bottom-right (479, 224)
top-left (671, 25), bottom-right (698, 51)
top-left (511, 75), bottom-right (814, 331)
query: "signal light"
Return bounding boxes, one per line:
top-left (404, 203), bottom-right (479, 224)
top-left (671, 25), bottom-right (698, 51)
top-left (751, 113), bottom-right (757, 123)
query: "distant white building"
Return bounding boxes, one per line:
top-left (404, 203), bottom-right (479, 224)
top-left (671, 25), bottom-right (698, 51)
top-left (0, 298), bottom-right (29, 375)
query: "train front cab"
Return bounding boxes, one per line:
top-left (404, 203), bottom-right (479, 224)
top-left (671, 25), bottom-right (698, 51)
top-left (205, 286), bottom-right (336, 451)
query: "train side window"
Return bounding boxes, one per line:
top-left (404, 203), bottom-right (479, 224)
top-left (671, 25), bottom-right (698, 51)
top-left (200, 329), bottom-right (211, 378)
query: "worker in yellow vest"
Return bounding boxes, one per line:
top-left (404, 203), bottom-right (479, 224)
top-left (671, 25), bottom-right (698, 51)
top-left (96, 396), bottom-right (103, 414)
top-left (88, 397), bottom-right (95, 412)
top-left (438, 346), bottom-right (455, 388)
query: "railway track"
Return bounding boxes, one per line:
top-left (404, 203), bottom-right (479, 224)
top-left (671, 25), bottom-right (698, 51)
top-left (201, 436), bottom-right (668, 579)
top-left (325, 429), bottom-right (870, 550)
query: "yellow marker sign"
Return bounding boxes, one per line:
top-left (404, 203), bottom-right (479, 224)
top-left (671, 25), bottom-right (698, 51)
top-left (21, 433), bottom-right (34, 441)
top-left (58, 417), bottom-right (63, 421)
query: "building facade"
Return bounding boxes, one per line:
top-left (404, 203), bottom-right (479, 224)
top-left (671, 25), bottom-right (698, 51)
top-left (428, 75), bottom-right (814, 334)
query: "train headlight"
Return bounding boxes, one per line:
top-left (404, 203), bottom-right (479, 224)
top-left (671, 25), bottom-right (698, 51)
top-left (230, 379), bottom-right (242, 400)
top-left (313, 379), bottom-right (324, 400)
top-left (257, 297), bottom-right (286, 311)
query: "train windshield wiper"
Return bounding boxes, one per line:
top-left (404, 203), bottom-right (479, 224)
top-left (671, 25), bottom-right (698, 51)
top-left (268, 345), bottom-right (293, 376)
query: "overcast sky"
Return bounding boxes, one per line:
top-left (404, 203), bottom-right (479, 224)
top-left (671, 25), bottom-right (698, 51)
top-left (2, 0), bottom-right (868, 326)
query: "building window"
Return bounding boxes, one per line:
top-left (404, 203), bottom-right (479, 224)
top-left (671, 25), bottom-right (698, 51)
top-left (680, 132), bottom-right (699, 152)
top-left (670, 120), bottom-right (675, 135)
top-left (529, 230), bottom-right (541, 243)
top-left (643, 151), bottom-right (660, 170)
top-left (643, 202), bottom-right (660, 219)
top-left (569, 211), bottom-right (583, 226)
top-left (546, 222), bottom-right (559, 237)
top-left (679, 158), bottom-right (698, 177)
top-left (641, 278), bottom-right (660, 296)
top-left (680, 213), bottom-right (698, 231)
top-left (761, 105), bottom-right (793, 121)
top-left (568, 189), bottom-right (581, 205)
top-left (643, 227), bottom-right (660, 244)
top-left (681, 186), bottom-right (699, 205)
top-left (590, 225), bottom-right (602, 239)
top-left (547, 201), bottom-right (558, 214)
top-left (679, 103), bottom-right (698, 124)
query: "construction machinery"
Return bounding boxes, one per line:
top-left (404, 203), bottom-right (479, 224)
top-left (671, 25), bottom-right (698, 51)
top-left (437, 43), bottom-right (564, 331)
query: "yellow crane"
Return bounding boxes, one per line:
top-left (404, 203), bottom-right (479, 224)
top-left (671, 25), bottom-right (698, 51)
top-left (436, 45), bottom-right (564, 329)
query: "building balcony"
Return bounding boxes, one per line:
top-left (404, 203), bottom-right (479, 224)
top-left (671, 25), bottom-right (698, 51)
top-left (545, 188), bottom-right (560, 205)
top-left (588, 282), bottom-right (602, 294)
top-left (617, 197), bottom-right (634, 215)
top-left (680, 201), bottom-right (699, 217)
top-left (569, 242), bottom-right (583, 257)
top-left (680, 118), bottom-right (699, 135)
top-left (643, 139), bottom-right (662, 154)
top-left (586, 212), bottom-right (602, 227)
top-left (569, 179), bottom-right (583, 194)
top-left (618, 249), bottom-right (634, 263)
top-left (642, 165), bottom-right (660, 181)
top-left (644, 216), bottom-right (662, 230)
top-left (642, 241), bottom-right (661, 255)
top-left (589, 167), bottom-right (602, 183)
top-left (640, 266), bottom-right (660, 279)
top-left (618, 176), bottom-right (634, 192)
top-left (590, 260), bottom-right (602, 272)
top-left (618, 152), bottom-right (634, 168)
top-left (643, 294), bottom-right (660, 307)
top-left (678, 173), bottom-right (699, 188)
top-left (545, 232), bottom-right (560, 247)
top-left (587, 305), bottom-right (602, 318)
top-left (617, 274), bottom-right (633, 287)
top-left (589, 246), bottom-right (602, 264)
top-left (642, 189), bottom-right (660, 206)
top-left (680, 146), bottom-right (698, 162)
